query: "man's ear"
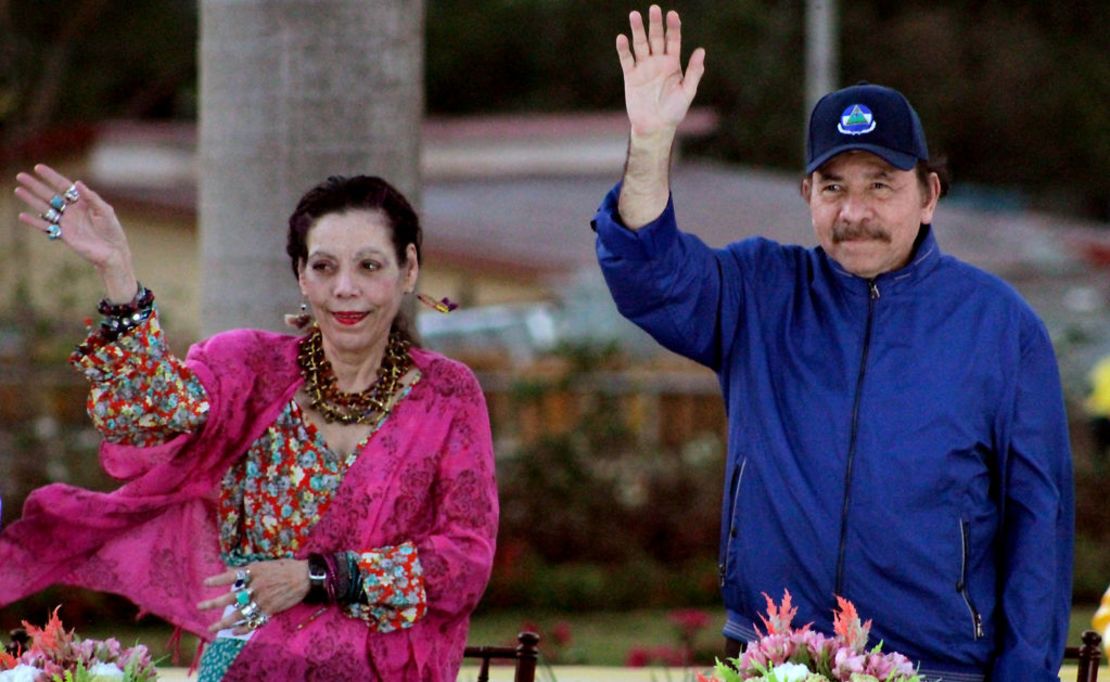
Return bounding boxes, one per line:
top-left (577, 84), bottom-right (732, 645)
top-left (920, 172), bottom-right (941, 224)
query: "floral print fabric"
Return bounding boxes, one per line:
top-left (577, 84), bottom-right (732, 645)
top-left (69, 311), bottom-right (427, 630)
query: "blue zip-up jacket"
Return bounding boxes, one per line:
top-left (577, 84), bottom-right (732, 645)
top-left (593, 185), bottom-right (1073, 682)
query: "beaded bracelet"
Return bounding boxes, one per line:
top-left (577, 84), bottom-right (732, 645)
top-left (97, 284), bottom-right (155, 341)
top-left (96, 283), bottom-right (154, 317)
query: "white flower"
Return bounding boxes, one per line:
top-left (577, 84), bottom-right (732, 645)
top-left (764, 662), bottom-right (816, 682)
top-left (0, 664), bottom-right (42, 682)
top-left (87, 661), bottom-right (125, 680)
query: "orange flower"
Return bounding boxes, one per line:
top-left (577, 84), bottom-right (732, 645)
top-left (832, 595), bottom-right (872, 651)
top-left (20, 606), bottom-right (73, 659)
top-left (757, 589), bottom-right (799, 635)
top-left (0, 649), bottom-right (18, 669)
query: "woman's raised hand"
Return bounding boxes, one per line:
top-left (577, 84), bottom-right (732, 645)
top-left (616, 5), bottom-right (706, 138)
top-left (14, 164), bottom-right (137, 301)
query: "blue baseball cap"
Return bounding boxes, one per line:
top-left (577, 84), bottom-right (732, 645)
top-left (805, 82), bottom-right (929, 175)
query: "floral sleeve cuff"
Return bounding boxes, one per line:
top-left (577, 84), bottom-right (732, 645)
top-left (68, 308), bottom-right (210, 446)
top-left (345, 542), bottom-right (427, 632)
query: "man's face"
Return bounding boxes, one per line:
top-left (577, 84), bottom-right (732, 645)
top-left (802, 151), bottom-right (940, 279)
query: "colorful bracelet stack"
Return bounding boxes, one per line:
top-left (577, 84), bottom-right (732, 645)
top-left (96, 284), bottom-right (155, 341)
top-left (305, 552), bottom-right (364, 605)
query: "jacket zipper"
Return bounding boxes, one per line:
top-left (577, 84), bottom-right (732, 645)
top-left (719, 458), bottom-right (747, 588)
top-left (835, 280), bottom-right (879, 596)
top-left (957, 519), bottom-right (985, 639)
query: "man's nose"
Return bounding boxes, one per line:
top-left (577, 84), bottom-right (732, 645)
top-left (838, 192), bottom-right (872, 223)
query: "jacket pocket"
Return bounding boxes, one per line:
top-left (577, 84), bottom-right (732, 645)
top-left (956, 518), bottom-right (985, 640)
top-left (719, 458), bottom-right (747, 589)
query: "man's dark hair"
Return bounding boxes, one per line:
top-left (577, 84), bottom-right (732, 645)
top-left (917, 157), bottom-right (951, 199)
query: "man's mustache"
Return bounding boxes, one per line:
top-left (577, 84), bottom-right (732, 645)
top-left (832, 224), bottom-right (891, 244)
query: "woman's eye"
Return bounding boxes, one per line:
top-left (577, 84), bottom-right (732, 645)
top-left (310, 262), bottom-right (331, 272)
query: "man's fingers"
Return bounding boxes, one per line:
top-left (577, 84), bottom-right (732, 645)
top-left (665, 10), bottom-right (682, 56)
top-left (683, 47), bottom-right (707, 97)
top-left (616, 34), bottom-right (636, 74)
top-left (628, 10), bottom-right (649, 61)
top-left (647, 5), bottom-right (665, 55)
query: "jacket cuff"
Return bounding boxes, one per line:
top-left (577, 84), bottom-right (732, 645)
top-left (593, 182), bottom-right (679, 262)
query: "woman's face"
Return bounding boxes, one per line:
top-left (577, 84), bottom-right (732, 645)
top-left (297, 209), bottom-right (418, 357)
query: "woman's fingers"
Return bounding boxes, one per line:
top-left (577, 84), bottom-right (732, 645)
top-left (14, 186), bottom-right (50, 215)
top-left (33, 163), bottom-right (76, 195)
top-left (15, 172), bottom-right (57, 203)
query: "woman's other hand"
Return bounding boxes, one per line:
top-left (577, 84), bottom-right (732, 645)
top-left (198, 559), bottom-right (311, 635)
top-left (14, 163), bottom-right (138, 302)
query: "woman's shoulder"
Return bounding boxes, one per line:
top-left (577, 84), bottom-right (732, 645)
top-left (410, 346), bottom-right (483, 398)
top-left (186, 327), bottom-right (302, 373)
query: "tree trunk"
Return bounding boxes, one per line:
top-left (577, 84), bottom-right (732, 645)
top-left (199, 0), bottom-right (423, 335)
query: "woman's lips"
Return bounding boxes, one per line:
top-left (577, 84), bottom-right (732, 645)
top-left (332, 311), bottom-right (369, 326)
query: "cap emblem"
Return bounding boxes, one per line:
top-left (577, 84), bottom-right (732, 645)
top-left (837, 104), bottom-right (876, 135)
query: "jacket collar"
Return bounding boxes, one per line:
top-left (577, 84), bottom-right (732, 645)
top-left (825, 224), bottom-right (942, 297)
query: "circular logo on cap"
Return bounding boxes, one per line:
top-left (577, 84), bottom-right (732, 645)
top-left (837, 104), bottom-right (876, 135)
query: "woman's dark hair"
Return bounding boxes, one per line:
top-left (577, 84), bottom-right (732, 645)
top-left (286, 175), bottom-right (423, 344)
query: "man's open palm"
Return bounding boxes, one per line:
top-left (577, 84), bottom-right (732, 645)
top-left (617, 5), bottom-right (706, 137)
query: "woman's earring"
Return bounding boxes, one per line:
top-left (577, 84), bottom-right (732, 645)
top-left (284, 302), bottom-right (313, 330)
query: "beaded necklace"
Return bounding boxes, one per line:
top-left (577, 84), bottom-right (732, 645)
top-left (297, 325), bottom-right (412, 425)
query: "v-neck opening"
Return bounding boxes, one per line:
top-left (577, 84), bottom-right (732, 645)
top-left (292, 368), bottom-right (421, 460)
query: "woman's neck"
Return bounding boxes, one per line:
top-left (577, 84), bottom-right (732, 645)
top-left (321, 333), bottom-right (389, 393)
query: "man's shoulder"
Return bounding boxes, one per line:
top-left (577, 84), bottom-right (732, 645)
top-left (725, 235), bottom-right (813, 264)
top-left (935, 255), bottom-right (1048, 330)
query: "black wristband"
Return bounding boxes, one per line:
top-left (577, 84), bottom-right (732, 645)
top-left (305, 553), bottom-right (330, 604)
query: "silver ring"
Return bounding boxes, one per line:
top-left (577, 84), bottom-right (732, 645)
top-left (41, 207), bottom-right (62, 224)
top-left (63, 184), bottom-right (80, 204)
top-left (49, 195), bottom-right (66, 212)
top-left (46, 224), bottom-right (62, 241)
top-left (233, 568), bottom-right (251, 590)
top-left (240, 601), bottom-right (260, 619)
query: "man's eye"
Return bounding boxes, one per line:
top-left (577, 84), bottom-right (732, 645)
top-left (311, 262), bottom-right (331, 272)
top-left (362, 261), bottom-right (381, 271)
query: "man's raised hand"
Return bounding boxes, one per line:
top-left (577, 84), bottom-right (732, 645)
top-left (616, 5), bottom-right (706, 138)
